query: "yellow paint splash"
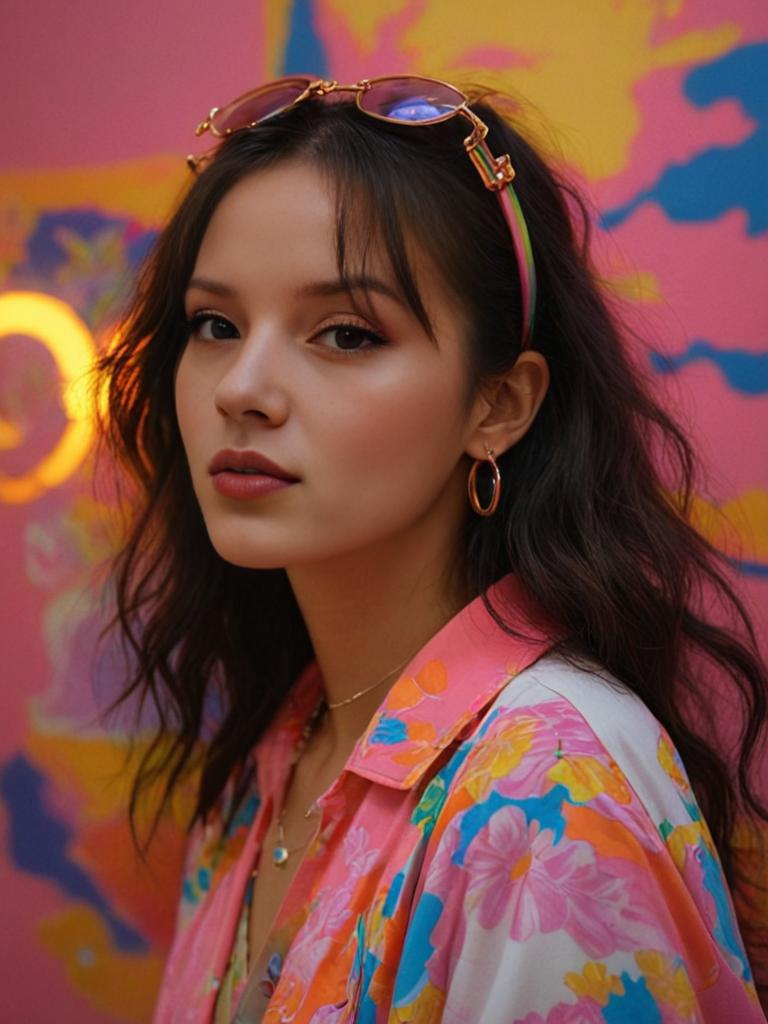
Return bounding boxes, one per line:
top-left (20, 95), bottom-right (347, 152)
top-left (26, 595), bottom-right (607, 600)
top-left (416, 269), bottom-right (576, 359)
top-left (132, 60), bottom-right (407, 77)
top-left (606, 269), bottom-right (663, 303)
top-left (687, 489), bottom-right (768, 561)
top-left (324, 0), bottom-right (741, 179)
top-left (38, 906), bottom-right (165, 1022)
top-left (25, 729), bottom-right (199, 826)
top-left (323, 0), bottom-right (411, 51)
top-left (0, 154), bottom-right (187, 229)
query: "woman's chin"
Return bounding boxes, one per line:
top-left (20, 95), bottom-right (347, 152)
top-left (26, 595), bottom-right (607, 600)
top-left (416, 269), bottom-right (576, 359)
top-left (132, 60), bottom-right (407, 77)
top-left (213, 547), bottom-right (289, 570)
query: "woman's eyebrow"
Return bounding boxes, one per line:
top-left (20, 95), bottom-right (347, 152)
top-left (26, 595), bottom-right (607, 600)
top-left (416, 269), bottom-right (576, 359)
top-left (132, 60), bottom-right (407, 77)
top-left (186, 276), bottom-right (237, 298)
top-left (299, 276), bottom-right (405, 307)
top-left (185, 275), bottom-right (405, 307)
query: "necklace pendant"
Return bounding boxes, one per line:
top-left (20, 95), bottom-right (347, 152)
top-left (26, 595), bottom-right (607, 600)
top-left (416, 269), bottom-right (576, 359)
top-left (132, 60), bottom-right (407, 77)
top-left (273, 844), bottom-right (289, 867)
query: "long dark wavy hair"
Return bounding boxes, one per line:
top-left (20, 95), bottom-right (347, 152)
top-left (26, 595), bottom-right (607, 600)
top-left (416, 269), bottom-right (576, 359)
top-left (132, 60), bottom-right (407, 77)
top-left (96, 87), bottom-right (768, 996)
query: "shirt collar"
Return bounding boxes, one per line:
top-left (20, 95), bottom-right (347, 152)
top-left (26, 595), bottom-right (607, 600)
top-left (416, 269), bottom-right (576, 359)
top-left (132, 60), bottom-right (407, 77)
top-left (346, 571), bottom-right (557, 790)
top-left (255, 572), bottom-right (558, 796)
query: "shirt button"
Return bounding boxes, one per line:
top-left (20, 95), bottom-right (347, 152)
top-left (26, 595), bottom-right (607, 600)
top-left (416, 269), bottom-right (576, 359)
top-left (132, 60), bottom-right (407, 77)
top-left (210, 976), bottom-right (221, 991)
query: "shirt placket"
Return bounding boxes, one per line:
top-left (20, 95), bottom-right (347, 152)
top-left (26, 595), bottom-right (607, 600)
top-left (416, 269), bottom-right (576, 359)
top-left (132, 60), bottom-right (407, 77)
top-left (234, 771), bottom-right (358, 1022)
top-left (204, 703), bottom-right (314, 1022)
top-left (197, 792), bottom-right (275, 1021)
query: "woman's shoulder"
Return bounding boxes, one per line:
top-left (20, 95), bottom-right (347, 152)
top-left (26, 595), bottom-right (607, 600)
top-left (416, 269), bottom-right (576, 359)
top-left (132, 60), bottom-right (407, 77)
top-left (468, 649), bottom-right (697, 827)
top-left (491, 648), bottom-right (662, 737)
top-left (403, 664), bottom-right (761, 1022)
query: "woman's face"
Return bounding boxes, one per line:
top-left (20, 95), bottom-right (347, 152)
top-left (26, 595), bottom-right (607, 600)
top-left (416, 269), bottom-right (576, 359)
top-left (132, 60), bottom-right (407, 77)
top-left (175, 159), bottom-right (480, 572)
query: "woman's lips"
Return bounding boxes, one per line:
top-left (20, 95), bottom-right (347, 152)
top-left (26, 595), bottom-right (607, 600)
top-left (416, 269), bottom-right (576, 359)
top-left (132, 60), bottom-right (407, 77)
top-left (208, 449), bottom-right (299, 499)
top-left (208, 448), bottom-right (298, 481)
top-left (211, 470), bottom-right (296, 500)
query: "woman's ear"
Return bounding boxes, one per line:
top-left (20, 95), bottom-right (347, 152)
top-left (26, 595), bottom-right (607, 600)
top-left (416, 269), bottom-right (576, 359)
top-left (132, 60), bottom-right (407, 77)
top-left (465, 350), bottom-right (550, 460)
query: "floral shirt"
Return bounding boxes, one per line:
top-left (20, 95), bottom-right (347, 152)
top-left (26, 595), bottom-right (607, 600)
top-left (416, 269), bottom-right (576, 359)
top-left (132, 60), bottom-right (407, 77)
top-left (154, 573), bottom-right (765, 1023)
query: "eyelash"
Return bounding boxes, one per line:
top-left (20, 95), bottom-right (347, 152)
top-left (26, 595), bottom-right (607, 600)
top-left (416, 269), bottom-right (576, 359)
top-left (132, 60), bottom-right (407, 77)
top-left (182, 311), bottom-right (389, 357)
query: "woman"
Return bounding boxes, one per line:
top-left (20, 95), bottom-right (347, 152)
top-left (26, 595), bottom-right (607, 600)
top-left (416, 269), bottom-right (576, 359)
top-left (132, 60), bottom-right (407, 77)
top-left (97, 76), bottom-right (768, 1022)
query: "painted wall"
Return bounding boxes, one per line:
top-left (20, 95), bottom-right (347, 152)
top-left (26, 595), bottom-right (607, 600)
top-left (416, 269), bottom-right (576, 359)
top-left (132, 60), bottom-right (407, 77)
top-left (1, 2), bottom-right (766, 1020)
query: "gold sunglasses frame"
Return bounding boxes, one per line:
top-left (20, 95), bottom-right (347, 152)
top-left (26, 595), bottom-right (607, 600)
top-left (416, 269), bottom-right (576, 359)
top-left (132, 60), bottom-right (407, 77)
top-left (186, 75), bottom-right (515, 193)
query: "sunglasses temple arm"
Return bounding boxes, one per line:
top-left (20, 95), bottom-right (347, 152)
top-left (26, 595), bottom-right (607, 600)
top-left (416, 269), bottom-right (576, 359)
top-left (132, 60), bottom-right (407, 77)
top-left (186, 143), bottom-right (219, 173)
top-left (496, 185), bottom-right (536, 349)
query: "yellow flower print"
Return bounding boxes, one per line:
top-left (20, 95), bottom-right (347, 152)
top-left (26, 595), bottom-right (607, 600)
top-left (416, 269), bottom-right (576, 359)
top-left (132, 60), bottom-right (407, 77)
top-left (658, 734), bottom-right (689, 792)
top-left (462, 716), bottom-right (536, 802)
top-left (392, 978), bottom-right (446, 1021)
top-left (548, 755), bottom-right (631, 804)
top-left (565, 961), bottom-right (623, 1006)
top-left (663, 821), bottom-right (712, 871)
top-left (635, 950), bottom-right (696, 1017)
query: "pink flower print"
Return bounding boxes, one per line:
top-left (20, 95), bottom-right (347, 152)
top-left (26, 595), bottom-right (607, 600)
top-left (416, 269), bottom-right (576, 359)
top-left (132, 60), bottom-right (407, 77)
top-left (467, 805), bottom-right (570, 934)
top-left (466, 806), bottom-right (662, 958)
top-left (484, 699), bottom-right (619, 800)
top-left (539, 700), bottom-right (613, 759)
top-left (515, 997), bottom-right (604, 1024)
top-left (343, 824), bottom-right (379, 875)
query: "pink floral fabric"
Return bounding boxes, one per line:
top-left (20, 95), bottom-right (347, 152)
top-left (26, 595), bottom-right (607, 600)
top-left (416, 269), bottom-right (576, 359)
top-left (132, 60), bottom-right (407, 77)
top-left (154, 573), bottom-right (765, 1023)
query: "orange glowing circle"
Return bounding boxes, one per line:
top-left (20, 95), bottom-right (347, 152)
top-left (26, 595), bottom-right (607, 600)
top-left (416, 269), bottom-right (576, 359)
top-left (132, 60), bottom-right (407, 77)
top-left (0, 291), bottom-right (97, 503)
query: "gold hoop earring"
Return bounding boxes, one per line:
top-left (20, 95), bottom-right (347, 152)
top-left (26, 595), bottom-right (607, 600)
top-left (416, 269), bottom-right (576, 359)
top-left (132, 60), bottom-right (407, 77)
top-left (468, 445), bottom-right (501, 516)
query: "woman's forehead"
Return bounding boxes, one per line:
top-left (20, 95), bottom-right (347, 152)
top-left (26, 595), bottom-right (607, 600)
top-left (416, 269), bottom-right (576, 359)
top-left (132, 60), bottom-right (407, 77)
top-left (192, 157), bottom-right (470, 340)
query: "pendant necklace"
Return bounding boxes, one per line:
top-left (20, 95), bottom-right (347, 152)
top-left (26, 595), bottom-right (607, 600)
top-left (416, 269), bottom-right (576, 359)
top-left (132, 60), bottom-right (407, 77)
top-left (272, 647), bottom-right (418, 868)
top-left (272, 696), bottom-right (327, 867)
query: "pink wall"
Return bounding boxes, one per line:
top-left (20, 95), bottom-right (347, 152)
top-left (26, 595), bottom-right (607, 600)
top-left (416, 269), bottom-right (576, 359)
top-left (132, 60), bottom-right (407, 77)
top-left (2, 2), bottom-right (766, 1019)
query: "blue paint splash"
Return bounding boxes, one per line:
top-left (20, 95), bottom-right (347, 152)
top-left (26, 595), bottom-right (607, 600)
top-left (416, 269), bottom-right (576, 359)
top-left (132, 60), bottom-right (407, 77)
top-left (601, 41), bottom-right (768, 234)
top-left (22, 209), bottom-right (156, 277)
top-left (727, 556), bottom-right (768, 578)
top-left (280, 0), bottom-right (329, 78)
top-left (650, 339), bottom-right (768, 394)
top-left (0, 753), bottom-right (147, 952)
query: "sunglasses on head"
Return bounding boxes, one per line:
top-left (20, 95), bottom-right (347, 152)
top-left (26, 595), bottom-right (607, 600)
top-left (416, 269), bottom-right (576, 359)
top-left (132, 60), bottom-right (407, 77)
top-left (187, 75), bottom-right (536, 349)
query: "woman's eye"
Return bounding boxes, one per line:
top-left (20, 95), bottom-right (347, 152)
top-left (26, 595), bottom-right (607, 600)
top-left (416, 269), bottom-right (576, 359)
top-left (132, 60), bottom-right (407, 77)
top-left (315, 323), bottom-right (387, 354)
top-left (184, 313), bottom-right (238, 341)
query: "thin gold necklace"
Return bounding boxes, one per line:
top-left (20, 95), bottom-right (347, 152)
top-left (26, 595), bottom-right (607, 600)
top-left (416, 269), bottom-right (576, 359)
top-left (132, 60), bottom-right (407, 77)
top-left (272, 648), bottom-right (418, 867)
top-left (325, 648), bottom-right (416, 708)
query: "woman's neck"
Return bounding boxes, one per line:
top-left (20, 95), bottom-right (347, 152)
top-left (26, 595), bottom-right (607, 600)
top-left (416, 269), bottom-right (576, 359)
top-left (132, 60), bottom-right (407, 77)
top-left (286, 520), bottom-right (469, 749)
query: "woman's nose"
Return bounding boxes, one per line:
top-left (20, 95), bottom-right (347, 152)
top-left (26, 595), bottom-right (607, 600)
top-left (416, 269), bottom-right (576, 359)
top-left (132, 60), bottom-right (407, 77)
top-left (213, 331), bottom-right (290, 425)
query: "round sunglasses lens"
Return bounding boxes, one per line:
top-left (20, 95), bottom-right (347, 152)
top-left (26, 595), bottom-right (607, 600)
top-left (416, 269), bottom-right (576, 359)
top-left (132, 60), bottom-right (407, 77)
top-left (361, 78), bottom-right (463, 123)
top-left (212, 79), bottom-right (310, 134)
